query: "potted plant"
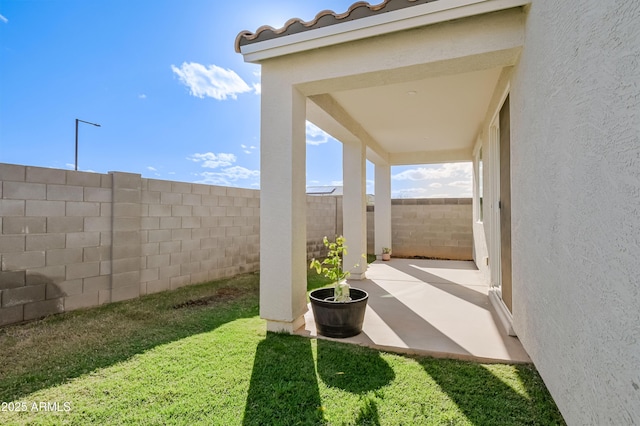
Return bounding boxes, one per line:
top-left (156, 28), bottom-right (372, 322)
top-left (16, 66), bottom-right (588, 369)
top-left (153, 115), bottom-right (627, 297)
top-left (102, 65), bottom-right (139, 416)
top-left (309, 236), bottom-right (369, 338)
top-left (381, 247), bottom-right (392, 261)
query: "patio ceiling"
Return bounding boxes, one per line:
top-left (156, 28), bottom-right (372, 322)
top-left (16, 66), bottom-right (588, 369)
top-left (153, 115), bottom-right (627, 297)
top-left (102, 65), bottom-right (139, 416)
top-left (238, 7), bottom-right (524, 167)
top-left (236, 0), bottom-right (525, 167)
top-left (307, 66), bottom-right (503, 166)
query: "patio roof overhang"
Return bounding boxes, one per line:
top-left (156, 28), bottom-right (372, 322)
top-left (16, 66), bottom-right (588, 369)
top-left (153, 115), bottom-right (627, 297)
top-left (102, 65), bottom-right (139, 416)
top-left (236, 0), bottom-right (529, 62)
top-left (238, 0), bottom-right (528, 166)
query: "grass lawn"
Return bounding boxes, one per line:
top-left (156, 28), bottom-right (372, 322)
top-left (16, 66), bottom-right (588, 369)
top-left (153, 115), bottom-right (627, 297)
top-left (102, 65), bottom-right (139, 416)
top-left (0, 272), bottom-right (564, 425)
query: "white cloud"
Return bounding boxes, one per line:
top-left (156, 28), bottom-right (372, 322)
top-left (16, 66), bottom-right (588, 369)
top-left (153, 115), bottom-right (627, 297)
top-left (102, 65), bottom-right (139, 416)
top-left (366, 179), bottom-right (375, 193)
top-left (393, 187), bottom-right (466, 199)
top-left (392, 187), bottom-right (430, 198)
top-left (189, 151), bottom-right (258, 186)
top-left (390, 163), bottom-right (473, 199)
top-left (63, 163), bottom-right (97, 173)
top-left (171, 62), bottom-right (253, 100)
top-left (448, 180), bottom-right (472, 188)
top-left (194, 166), bottom-right (260, 186)
top-left (306, 121), bottom-right (330, 146)
top-left (220, 166), bottom-right (260, 180)
top-left (392, 168), bottom-right (428, 181)
top-left (138, 94), bottom-right (147, 99)
top-left (392, 162), bottom-right (472, 181)
top-left (188, 152), bottom-right (237, 169)
top-left (194, 173), bottom-right (229, 186)
top-left (0, 14), bottom-right (8, 23)
top-left (147, 166), bottom-right (157, 171)
top-left (241, 144), bottom-right (257, 155)
top-left (251, 69), bottom-right (261, 95)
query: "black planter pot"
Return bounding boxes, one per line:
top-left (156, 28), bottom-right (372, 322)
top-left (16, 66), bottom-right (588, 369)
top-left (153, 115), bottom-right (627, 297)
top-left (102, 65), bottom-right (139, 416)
top-left (309, 287), bottom-right (369, 338)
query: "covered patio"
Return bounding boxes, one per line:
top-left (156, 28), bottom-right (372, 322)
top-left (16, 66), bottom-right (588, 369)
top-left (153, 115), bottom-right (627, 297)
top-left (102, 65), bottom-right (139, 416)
top-left (298, 258), bottom-right (529, 363)
top-left (236, 0), bottom-right (526, 345)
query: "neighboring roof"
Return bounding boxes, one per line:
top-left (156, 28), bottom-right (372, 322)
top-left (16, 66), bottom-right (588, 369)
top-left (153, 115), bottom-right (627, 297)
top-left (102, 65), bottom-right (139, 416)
top-left (235, 0), bottom-right (439, 53)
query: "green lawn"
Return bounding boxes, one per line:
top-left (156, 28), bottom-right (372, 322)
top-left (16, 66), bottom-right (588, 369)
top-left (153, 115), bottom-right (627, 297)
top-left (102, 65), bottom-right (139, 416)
top-left (0, 273), bottom-right (564, 425)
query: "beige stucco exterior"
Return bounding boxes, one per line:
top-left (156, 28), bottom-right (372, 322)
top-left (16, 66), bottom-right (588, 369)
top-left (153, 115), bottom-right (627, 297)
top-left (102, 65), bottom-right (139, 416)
top-left (239, 0), bottom-right (640, 423)
top-left (509, 2), bottom-right (640, 423)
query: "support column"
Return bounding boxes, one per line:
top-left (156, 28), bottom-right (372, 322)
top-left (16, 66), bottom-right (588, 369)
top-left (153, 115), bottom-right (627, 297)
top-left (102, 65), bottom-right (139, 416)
top-left (374, 164), bottom-right (392, 259)
top-left (342, 139), bottom-right (367, 280)
top-left (259, 75), bottom-right (307, 333)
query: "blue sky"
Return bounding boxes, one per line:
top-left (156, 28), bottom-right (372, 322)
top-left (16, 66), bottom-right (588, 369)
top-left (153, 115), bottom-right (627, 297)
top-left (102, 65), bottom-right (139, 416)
top-left (0, 0), bottom-right (471, 198)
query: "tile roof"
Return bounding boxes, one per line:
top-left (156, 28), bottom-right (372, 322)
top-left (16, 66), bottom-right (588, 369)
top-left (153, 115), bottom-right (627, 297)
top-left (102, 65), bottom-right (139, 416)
top-left (235, 0), bottom-right (440, 53)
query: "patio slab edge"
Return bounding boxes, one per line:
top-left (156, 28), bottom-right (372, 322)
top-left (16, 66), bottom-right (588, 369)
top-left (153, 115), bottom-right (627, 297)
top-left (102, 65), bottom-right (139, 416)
top-left (294, 326), bottom-right (532, 365)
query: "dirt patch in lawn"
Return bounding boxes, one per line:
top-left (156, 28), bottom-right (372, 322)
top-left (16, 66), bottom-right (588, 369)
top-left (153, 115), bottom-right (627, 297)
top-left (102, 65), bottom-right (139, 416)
top-left (173, 286), bottom-right (245, 309)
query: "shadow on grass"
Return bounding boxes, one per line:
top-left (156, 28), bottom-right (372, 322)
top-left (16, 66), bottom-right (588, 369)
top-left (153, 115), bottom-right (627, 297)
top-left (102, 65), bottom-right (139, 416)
top-left (420, 358), bottom-right (565, 425)
top-left (355, 397), bottom-right (381, 426)
top-left (243, 332), bottom-right (324, 425)
top-left (316, 338), bottom-right (395, 394)
top-left (0, 275), bottom-right (260, 402)
top-left (314, 339), bottom-right (392, 426)
top-left (242, 331), bottom-right (394, 425)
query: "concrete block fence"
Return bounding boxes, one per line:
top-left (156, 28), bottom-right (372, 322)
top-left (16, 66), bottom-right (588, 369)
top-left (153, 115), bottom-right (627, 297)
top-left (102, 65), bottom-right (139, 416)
top-left (389, 198), bottom-right (472, 260)
top-left (365, 199), bottom-right (473, 259)
top-left (0, 164), bottom-right (263, 327)
top-left (307, 196), bottom-right (343, 257)
top-left (0, 163), bottom-right (471, 326)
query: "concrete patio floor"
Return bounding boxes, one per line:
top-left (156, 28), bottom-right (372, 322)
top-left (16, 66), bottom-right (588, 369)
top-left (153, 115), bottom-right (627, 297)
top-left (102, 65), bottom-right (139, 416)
top-left (297, 258), bottom-right (530, 364)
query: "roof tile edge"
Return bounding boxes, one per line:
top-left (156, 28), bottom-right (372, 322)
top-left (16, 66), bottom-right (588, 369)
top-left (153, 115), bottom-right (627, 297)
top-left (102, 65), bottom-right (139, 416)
top-left (235, 0), bottom-right (434, 53)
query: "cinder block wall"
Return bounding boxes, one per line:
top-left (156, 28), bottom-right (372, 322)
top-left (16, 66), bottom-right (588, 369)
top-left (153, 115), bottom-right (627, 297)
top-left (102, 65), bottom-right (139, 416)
top-left (306, 196), bottom-right (343, 260)
top-left (139, 179), bottom-right (260, 295)
top-left (1, 163), bottom-right (472, 326)
top-left (0, 164), bottom-right (354, 326)
top-left (388, 198), bottom-right (473, 260)
top-left (338, 197), bottom-right (473, 260)
top-left (0, 164), bottom-right (114, 325)
top-left (0, 164), bottom-right (266, 326)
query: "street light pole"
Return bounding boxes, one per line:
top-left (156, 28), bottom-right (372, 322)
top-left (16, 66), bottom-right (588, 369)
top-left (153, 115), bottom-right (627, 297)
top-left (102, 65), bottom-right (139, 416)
top-left (75, 118), bottom-right (101, 171)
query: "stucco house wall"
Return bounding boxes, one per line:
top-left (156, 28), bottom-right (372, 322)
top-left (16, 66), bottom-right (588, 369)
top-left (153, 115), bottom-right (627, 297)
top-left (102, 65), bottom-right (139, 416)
top-left (508, 1), bottom-right (640, 423)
